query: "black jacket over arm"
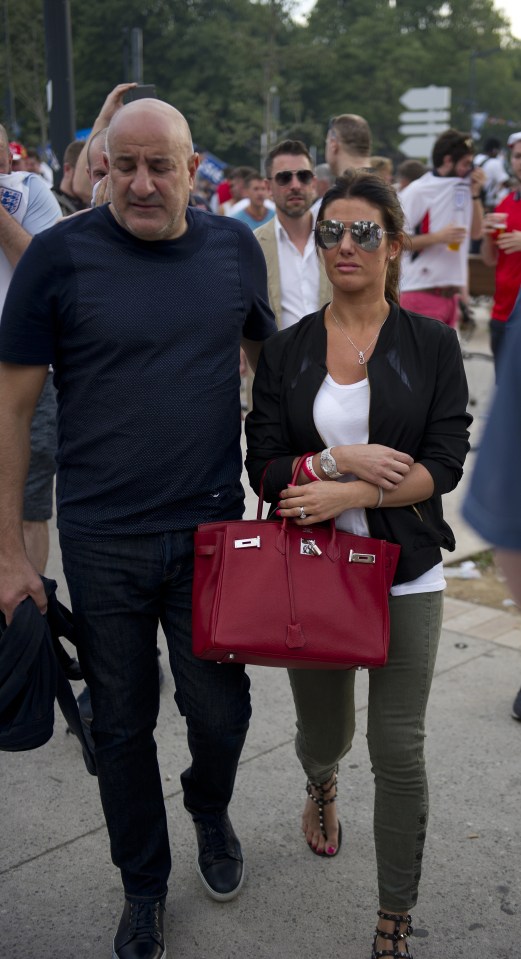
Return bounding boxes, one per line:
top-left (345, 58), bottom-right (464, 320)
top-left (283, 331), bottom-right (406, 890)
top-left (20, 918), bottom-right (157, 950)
top-left (245, 302), bottom-right (471, 586)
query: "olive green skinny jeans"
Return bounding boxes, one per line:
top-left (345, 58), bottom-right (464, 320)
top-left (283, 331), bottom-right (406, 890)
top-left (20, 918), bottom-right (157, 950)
top-left (288, 590), bottom-right (443, 910)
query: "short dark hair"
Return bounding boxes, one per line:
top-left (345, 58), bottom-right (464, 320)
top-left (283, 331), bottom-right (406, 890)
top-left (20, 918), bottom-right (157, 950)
top-left (328, 115), bottom-right (372, 158)
top-left (244, 171), bottom-right (263, 186)
top-left (397, 159), bottom-right (427, 184)
top-left (230, 165), bottom-right (256, 181)
top-left (63, 140), bottom-right (85, 169)
top-left (432, 129), bottom-right (474, 169)
top-left (483, 137), bottom-right (501, 154)
top-left (316, 170), bottom-right (406, 304)
top-left (264, 140), bottom-right (313, 178)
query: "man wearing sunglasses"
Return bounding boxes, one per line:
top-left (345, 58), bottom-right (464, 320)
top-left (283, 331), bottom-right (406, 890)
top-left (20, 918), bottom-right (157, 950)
top-left (254, 139), bottom-right (331, 330)
top-left (399, 128), bottom-right (485, 328)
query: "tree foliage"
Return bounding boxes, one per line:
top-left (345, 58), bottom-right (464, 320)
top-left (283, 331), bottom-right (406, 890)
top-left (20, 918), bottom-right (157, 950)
top-left (1, 0), bottom-right (520, 166)
top-left (1, 0), bottom-right (48, 143)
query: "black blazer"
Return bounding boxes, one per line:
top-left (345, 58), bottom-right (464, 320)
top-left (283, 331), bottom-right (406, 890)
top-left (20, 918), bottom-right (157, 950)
top-left (245, 302), bottom-right (472, 585)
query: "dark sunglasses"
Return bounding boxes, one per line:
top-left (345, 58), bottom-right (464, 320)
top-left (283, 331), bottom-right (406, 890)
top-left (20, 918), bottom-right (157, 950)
top-left (316, 219), bottom-right (391, 252)
top-left (268, 169), bottom-right (315, 186)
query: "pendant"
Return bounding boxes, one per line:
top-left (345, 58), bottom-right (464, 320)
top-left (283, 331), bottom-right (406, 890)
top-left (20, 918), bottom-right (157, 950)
top-left (358, 352), bottom-right (365, 364)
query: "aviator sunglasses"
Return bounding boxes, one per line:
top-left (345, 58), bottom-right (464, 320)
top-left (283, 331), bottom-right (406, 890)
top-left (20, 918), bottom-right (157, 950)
top-left (267, 169), bottom-right (315, 186)
top-left (316, 219), bottom-right (392, 252)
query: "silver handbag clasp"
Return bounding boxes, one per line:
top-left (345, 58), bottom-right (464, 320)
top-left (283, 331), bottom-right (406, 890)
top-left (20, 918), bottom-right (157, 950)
top-left (234, 536), bottom-right (261, 549)
top-left (300, 539), bottom-right (322, 556)
top-left (348, 549), bottom-right (375, 564)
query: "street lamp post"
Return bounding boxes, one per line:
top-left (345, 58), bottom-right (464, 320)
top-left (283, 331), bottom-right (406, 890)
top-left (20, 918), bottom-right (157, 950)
top-left (43, 0), bottom-right (76, 185)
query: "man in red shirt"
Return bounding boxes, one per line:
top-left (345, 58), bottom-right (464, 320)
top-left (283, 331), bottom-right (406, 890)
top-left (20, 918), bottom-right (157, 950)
top-left (481, 131), bottom-right (521, 370)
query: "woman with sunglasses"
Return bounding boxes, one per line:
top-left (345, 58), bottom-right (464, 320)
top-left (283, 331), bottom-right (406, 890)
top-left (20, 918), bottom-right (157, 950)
top-left (245, 170), bottom-right (471, 958)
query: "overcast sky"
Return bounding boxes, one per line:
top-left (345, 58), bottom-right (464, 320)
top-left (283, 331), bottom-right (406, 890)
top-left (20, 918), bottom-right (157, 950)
top-left (497, 0), bottom-right (521, 36)
top-left (292, 0), bottom-right (521, 39)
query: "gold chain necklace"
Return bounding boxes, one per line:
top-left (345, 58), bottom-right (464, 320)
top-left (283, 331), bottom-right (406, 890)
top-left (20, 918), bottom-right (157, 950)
top-left (328, 304), bottom-right (386, 365)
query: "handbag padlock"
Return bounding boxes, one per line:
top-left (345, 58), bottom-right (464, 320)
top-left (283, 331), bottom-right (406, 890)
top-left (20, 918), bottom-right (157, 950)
top-left (300, 539), bottom-right (322, 556)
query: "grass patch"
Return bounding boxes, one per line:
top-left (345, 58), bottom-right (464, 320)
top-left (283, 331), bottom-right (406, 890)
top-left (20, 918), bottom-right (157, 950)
top-left (447, 548), bottom-right (495, 572)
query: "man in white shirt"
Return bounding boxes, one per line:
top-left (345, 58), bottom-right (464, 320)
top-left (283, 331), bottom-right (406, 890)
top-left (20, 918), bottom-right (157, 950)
top-left (0, 126), bottom-right (61, 572)
top-left (254, 139), bottom-right (331, 330)
top-left (399, 128), bottom-right (485, 327)
top-left (474, 137), bottom-right (509, 211)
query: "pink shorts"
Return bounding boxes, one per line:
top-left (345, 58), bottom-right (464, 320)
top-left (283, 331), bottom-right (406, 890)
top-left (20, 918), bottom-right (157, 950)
top-left (400, 291), bottom-right (459, 328)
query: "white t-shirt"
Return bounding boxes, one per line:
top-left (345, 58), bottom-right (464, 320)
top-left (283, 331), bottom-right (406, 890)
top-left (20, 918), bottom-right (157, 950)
top-left (399, 172), bottom-right (473, 292)
top-left (274, 211), bottom-right (321, 329)
top-left (0, 172), bottom-right (61, 314)
top-left (474, 153), bottom-right (509, 208)
top-left (229, 198), bottom-right (274, 218)
top-left (223, 197), bottom-right (275, 217)
top-left (222, 197), bottom-right (248, 217)
top-left (313, 373), bottom-right (445, 596)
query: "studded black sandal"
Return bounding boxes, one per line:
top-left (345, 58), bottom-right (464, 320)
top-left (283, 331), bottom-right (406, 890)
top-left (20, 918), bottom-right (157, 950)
top-left (305, 767), bottom-right (342, 857)
top-left (371, 910), bottom-right (414, 958)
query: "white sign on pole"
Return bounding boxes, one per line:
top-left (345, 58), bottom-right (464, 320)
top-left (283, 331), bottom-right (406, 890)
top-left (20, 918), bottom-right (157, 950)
top-left (398, 111), bottom-right (451, 125)
top-left (398, 86), bottom-right (452, 159)
top-left (399, 123), bottom-right (449, 136)
top-left (400, 86), bottom-right (451, 111)
top-left (399, 135), bottom-right (437, 160)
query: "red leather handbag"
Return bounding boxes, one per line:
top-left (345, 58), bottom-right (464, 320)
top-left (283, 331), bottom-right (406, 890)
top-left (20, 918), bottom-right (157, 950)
top-left (192, 460), bottom-right (400, 670)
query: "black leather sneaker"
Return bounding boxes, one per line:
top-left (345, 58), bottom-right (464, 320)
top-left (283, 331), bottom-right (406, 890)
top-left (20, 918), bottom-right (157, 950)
top-left (112, 898), bottom-right (166, 959)
top-left (193, 810), bottom-right (244, 902)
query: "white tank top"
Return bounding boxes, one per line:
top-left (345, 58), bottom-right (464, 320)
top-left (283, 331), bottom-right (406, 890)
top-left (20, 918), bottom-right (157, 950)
top-left (313, 374), bottom-right (445, 596)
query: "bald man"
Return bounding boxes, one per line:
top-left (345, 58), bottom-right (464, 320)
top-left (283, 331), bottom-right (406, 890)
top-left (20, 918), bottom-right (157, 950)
top-left (0, 99), bottom-right (275, 959)
top-left (72, 81), bottom-right (138, 205)
top-left (86, 128), bottom-right (109, 188)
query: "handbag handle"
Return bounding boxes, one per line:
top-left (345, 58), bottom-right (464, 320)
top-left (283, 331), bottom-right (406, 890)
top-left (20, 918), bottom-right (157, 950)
top-left (257, 454), bottom-right (308, 520)
top-left (257, 455), bottom-right (341, 561)
top-left (257, 459), bottom-right (275, 520)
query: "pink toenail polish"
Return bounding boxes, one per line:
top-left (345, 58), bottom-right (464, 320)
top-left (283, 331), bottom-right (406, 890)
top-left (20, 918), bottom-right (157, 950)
top-left (327, 846), bottom-right (336, 855)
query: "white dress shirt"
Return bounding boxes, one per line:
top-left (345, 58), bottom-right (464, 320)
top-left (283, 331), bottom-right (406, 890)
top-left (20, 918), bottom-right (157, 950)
top-left (274, 211), bottom-right (321, 329)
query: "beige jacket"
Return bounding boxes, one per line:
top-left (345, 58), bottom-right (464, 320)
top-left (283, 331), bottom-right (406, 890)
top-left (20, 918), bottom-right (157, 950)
top-left (254, 217), bottom-right (332, 330)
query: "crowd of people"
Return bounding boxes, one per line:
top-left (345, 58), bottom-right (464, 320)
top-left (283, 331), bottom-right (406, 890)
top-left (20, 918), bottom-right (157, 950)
top-left (1, 85), bottom-right (520, 959)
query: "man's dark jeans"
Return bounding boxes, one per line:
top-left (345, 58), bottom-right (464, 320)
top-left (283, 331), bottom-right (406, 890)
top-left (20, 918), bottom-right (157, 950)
top-left (60, 529), bottom-right (251, 901)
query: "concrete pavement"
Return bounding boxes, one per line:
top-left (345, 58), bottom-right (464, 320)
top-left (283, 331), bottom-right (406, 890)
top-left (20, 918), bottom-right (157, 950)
top-left (1, 307), bottom-right (519, 958)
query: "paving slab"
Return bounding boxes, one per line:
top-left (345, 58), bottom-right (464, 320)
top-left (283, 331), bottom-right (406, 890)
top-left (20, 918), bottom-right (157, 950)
top-left (1, 610), bottom-right (519, 959)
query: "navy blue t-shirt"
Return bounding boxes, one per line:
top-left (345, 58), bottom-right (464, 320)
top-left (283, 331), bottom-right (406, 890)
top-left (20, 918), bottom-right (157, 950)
top-left (0, 205), bottom-right (276, 537)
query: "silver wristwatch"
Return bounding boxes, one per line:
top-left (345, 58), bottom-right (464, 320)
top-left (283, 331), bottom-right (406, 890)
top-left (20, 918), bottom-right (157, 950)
top-left (320, 447), bottom-right (342, 479)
